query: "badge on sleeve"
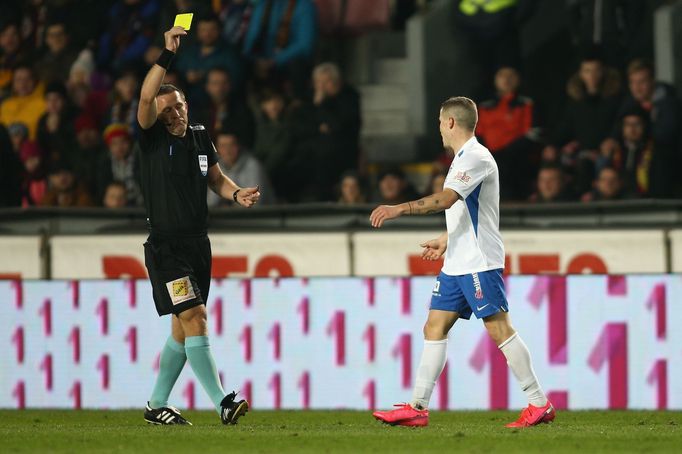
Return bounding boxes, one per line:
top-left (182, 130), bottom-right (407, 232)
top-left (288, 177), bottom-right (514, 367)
top-left (198, 155), bottom-right (208, 176)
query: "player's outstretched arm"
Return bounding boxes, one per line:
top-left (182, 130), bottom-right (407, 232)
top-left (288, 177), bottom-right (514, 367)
top-left (207, 164), bottom-right (261, 207)
top-left (420, 231), bottom-right (448, 261)
top-left (137, 26), bottom-right (186, 129)
top-left (369, 189), bottom-right (459, 228)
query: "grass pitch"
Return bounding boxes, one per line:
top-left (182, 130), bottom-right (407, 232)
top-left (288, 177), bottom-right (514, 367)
top-left (1, 410), bottom-right (681, 453)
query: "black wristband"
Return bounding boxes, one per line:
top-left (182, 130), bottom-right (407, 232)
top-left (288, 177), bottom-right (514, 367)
top-left (156, 48), bottom-right (175, 70)
top-left (232, 189), bottom-right (241, 204)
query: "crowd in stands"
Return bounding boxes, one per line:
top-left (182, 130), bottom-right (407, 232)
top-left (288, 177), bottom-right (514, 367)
top-left (0, 0), bottom-right (680, 210)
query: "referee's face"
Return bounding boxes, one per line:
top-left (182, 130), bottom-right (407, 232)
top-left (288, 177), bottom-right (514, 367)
top-left (157, 91), bottom-right (189, 136)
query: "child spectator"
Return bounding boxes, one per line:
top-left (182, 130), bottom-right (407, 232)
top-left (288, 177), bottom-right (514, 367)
top-left (102, 181), bottom-right (128, 209)
top-left (19, 140), bottom-right (47, 206)
top-left (581, 167), bottom-right (625, 202)
top-left (95, 123), bottom-right (142, 206)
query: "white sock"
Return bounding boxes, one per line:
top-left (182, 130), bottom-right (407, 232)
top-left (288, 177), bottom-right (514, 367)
top-left (499, 332), bottom-right (547, 407)
top-left (411, 339), bottom-right (448, 410)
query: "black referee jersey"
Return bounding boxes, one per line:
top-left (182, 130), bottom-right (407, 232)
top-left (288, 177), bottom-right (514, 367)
top-left (137, 120), bottom-right (218, 235)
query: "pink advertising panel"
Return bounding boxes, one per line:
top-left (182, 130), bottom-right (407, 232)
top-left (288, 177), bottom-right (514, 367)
top-left (1, 276), bottom-right (679, 410)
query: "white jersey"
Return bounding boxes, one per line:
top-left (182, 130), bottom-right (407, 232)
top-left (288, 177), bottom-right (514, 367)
top-left (441, 136), bottom-right (505, 276)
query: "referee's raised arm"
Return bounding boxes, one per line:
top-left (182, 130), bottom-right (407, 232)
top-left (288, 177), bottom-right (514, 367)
top-left (137, 26), bottom-right (187, 130)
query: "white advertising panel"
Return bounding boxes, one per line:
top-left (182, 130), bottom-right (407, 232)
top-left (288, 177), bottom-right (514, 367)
top-left (352, 230), bottom-right (667, 276)
top-left (0, 236), bottom-right (42, 279)
top-left (668, 230), bottom-right (682, 273)
top-left (50, 233), bottom-right (350, 278)
top-left (1, 276), bottom-right (679, 410)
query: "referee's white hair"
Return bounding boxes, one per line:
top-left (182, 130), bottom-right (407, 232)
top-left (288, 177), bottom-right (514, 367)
top-left (441, 96), bottom-right (478, 132)
top-left (313, 62), bottom-right (342, 84)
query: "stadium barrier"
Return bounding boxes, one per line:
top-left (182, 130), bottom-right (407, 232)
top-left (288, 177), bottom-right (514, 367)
top-left (2, 229), bottom-right (682, 278)
top-left (1, 275), bottom-right (679, 410)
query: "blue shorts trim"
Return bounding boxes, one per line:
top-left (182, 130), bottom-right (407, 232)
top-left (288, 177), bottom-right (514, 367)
top-left (429, 269), bottom-right (508, 319)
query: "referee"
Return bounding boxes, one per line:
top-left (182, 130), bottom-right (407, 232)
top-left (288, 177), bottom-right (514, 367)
top-left (138, 26), bottom-right (259, 426)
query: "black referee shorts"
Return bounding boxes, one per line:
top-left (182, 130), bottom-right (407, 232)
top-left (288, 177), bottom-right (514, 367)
top-left (143, 234), bottom-right (212, 316)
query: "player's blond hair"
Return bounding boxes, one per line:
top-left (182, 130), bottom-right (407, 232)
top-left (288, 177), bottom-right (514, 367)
top-left (441, 96), bottom-right (478, 132)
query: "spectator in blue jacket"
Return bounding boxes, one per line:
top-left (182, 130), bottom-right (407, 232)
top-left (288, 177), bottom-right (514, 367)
top-left (243, 0), bottom-right (317, 98)
top-left (175, 13), bottom-right (245, 103)
top-left (97, 0), bottom-right (160, 72)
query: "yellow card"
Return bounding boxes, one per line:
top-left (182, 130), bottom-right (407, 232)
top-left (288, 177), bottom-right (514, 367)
top-left (174, 13), bottom-right (193, 31)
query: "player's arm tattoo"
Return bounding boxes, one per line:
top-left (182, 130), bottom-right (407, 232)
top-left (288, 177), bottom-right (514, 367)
top-left (404, 190), bottom-right (458, 215)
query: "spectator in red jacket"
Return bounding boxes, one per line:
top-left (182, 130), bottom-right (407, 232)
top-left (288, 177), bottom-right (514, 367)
top-left (476, 66), bottom-right (541, 201)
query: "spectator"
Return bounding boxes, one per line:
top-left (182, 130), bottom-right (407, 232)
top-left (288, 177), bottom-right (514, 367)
top-left (102, 181), bottom-right (129, 209)
top-left (291, 62), bottom-right (361, 201)
top-left (0, 123), bottom-right (23, 207)
top-left (70, 114), bottom-right (106, 192)
top-left (37, 81), bottom-right (75, 164)
top-left (581, 167), bottom-right (625, 202)
top-left (528, 164), bottom-right (574, 203)
top-left (253, 89), bottom-right (291, 195)
top-left (337, 170), bottom-right (366, 205)
top-left (243, 0), bottom-right (317, 98)
top-left (7, 121), bottom-right (30, 154)
top-left (608, 59), bottom-right (680, 160)
top-left (95, 123), bottom-right (142, 207)
top-left (452, 0), bottom-right (534, 99)
top-left (376, 167), bottom-right (418, 205)
top-left (476, 66), bottom-right (541, 200)
top-left (600, 109), bottom-right (672, 198)
top-left (567, 1), bottom-right (649, 69)
top-left (18, 139), bottom-right (48, 206)
top-left (97, 0), bottom-right (160, 72)
top-left (208, 132), bottom-right (275, 206)
top-left (66, 49), bottom-right (108, 122)
top-left (193, 67), bottom-right (254, 145)
top-left (106, 70), bottom-right (140, 135)
top-left (549, 53), bottom-right (621, 152)
top-left (426, 169), bottom-right (448, 196)
top-left (35, 21), bottom-right (78, 85)
top-left (545, 53), bottom-right (621, 195)
top-left (217, 0), bottom-right (254, 48)
top-left (41, 162), bottom-right (93, 207)
top-left (0, 23), bottom-right (29, 101)
top-left (0, 65), bottom-right (46, 139)
top-left (144, 0), bottom-right (207, 64)
top-left (175, 13), bottom-right (244, 102)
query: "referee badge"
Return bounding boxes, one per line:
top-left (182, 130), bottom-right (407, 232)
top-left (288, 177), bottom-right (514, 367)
top-left (198, 155), bottom-right (208, 176)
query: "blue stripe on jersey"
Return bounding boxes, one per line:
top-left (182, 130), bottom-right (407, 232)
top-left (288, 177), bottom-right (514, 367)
top-left (465, 183), bottom-right (483, 237)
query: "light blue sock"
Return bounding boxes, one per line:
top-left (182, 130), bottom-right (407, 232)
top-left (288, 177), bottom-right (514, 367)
top-left (185, 336), bottom-right (225, 413)
top-left (149, 336), bottom-right (186, 409)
